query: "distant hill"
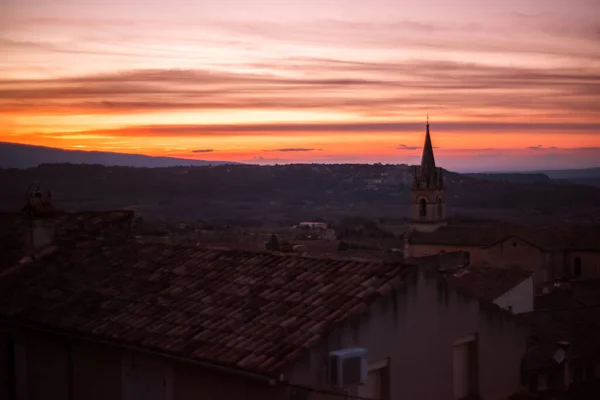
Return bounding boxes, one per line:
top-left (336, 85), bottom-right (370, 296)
top-left (524, 168), bottom-right (600, 187)
top-left (0, 142), bottom-right (239, 168)
top-left (1, 163), bottom-right (599, 227)
top-left (466, 168), bottom-right (600, 187)
top-left (464, 172), bottom-right (552, 184)
top-left (527, 168), bottom-right (600, 179)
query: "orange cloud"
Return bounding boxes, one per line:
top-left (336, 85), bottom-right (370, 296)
top-left (2, 3), bottom-right (599, 171)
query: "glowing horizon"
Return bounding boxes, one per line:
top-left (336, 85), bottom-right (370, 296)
top-left (2, 0), bottom-right (599, 171)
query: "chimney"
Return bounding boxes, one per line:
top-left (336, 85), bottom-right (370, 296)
top-left (265, 234), bottom-right (280, 252)
top-left (556, 341), bottom-right (571, 389)
top-left (21, 183), bottom-right (57, 250)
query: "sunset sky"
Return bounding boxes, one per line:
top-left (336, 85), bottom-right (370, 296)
top-left (1, 0), bottom-right (599, 171)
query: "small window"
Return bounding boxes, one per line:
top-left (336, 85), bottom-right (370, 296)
top-left (508, 305), bottom-right (513, 313)
top-left (437, 197), bottom-right (443, 218)
top-left (574, 257), bottom-right (582, 277)
top-left (513, 241), bottom-right (517, 248)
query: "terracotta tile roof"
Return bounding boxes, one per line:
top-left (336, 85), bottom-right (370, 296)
top-left (0, 243), bottom-right (406, 376)
top-left (52, 210), bottom-right (134, 241)
top-left (448, 265), bottom-right (532, 302)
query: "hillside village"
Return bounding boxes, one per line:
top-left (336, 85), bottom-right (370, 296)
top-left (1, 122), bottom-right (599, 399)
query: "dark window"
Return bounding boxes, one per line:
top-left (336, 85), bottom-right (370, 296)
top-left (437, 197), bottom-right (443, 218)
top-left (419, 199), bottom-right (427, 217)
top-left (574, 257), bottom-right (582, 277)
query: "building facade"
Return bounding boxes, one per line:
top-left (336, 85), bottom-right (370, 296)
top-left (403, 123), bottom-right (600, 292)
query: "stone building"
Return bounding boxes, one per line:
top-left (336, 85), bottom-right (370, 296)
top-left (408, 118), bottom-right (447, 233)
top-left (404, 122), bottom-right (600, 291)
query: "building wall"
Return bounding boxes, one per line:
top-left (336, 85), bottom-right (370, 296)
top-left (409, 238), bottom-right (600, 289)
top-left (493, 276), bottom-right (535, 314)
top-left (410, 189), bottom-right (445, 223)
top-left (407, 221), bottom-right (448, 233)
top-left (407, 244), bottom-right (486, 264)
top-left (173, 359), bottom-right (285, 400)
top-left (283, 269), bottom-right (528, 400)
top-left (26, 332), bottom-right (70, 400)
top-left (8, 330), bottom-right (285, 400)
top-left (484, 237), bottom-right (547, 289)
top-left (0, 334), bottom-right (11, 400)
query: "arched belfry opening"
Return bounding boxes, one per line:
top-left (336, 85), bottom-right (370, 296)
top-left (419, 198), bottom-right (427, 217)
top-left (408, 117), bottom-right (446, 232)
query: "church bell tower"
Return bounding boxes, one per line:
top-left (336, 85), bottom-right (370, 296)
top-left (408, 117), bottom-right (446, 232)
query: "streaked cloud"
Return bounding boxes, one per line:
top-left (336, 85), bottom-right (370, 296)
top-left (396, 144), bottom-right (420, 151)
top-left (528, 145), bottom-right (558, 150)
top-left (192, 149), bottom-right (214, 153)
top-left (1, 0), bottom-right (599, 170)
top-left (265, 148), bottom-right (320, 152)
top-left (1, 62), bottom-right (598, 119)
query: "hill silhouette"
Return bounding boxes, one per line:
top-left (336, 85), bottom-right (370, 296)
top-left (0, 142), bottom-right (239, 168)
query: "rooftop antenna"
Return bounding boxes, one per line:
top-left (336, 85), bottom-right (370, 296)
top-left (426, 112), bottom-right (429, 126)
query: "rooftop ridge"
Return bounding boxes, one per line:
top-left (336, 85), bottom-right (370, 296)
top-left (0, 239), bottom-right (408, 376)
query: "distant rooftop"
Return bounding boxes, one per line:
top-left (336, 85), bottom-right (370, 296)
top-left (0, 209), bottom-right (134, 270)
top-left (447, 265), bottom-right (532, 303)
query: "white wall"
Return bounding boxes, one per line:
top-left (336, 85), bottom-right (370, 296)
top-left (493, 276), bottom-right (534, 314)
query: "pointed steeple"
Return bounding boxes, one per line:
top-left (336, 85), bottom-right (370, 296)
top-left (408, 115), bottom-right (446, 232)
top-left (419, 116), bottom-right (437, 186)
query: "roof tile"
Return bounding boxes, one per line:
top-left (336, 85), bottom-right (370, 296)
top-left (0, 243), bottom-right (406, 376)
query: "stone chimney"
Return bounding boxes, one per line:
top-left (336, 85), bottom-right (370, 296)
top-left (20, 183), bottom-right (57, 251)
top-left (556, 341), bottom-right (571, 390)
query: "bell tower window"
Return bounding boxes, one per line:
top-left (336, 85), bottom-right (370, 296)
top-left (574, 257), bottom-right (582, 277)
top-left (419, 199), bottom-right (427, 217)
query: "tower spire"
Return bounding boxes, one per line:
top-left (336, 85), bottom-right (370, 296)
top-left (420, 115), bottom-right (437, 185)
top-left (407, 116), bottom-right (446, 232)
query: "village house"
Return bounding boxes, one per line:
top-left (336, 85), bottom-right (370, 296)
top-left (447, 264), bottom-right (534, 315)
top-left (0, 233), bottom-right (529, 400)
top-left (2, 120), bottom-right (597, 399)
